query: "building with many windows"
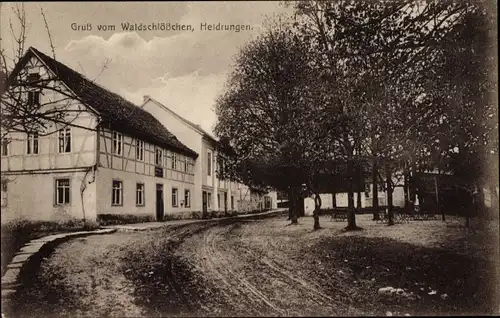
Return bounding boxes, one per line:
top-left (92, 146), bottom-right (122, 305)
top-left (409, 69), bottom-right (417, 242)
top-left (0, 47), bottom-right (276, 223)
top-left (141, 97), bottom-right (277, 215)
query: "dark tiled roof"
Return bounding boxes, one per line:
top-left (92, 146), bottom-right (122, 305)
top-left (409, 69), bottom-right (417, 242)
top-left (12, 47), bottom-right (198, 158)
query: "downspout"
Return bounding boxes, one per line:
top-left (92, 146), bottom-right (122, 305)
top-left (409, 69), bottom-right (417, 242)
top-left (80, 118), bottom-right (101, 223)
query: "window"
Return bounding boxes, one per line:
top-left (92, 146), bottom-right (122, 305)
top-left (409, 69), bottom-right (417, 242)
top-left (218, 194), bottom-right (221, 209)
top-left (184, 189), bottom-right (191, 208)
top-left (28, 91), bottom-right (40, 106)
top-left (136, 139), bottom-right (144, 161)
top-left (207, 192), bottom-right (212, 208)
top-left (27, 132), bottom-right (39, 154)
top-left (1, 182), bottom-right (7, 207)
top-left (155, 148), bottom-right (163, 166)
top-left (1, 138), bottom-right (8, 156)
top-left (136, 183), bottom-right (145, 206)
top-left (184, 157), bottom-right (188, 172)
top-left (231, 196), bottom-right (234, 210)
top-left (112, 131), bottom-right (123, 155)
top-left (58, 128), bottom-right (71, 153)
top-left (171, 153), bottom-right (177, 169)
top-left (112, 180), bottom-right (123, 206)
top-left (172, 188), bottom-right (178, 207)
top-left (55, 178), bottom-right (70, 205)
top-left (207, 151), bottom-right (212, 176)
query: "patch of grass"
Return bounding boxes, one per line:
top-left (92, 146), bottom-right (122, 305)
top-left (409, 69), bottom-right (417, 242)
top-left (96, 214), bottom-right (154, 225)
top-left (303, 235), bottom-right (496, 316)
top-left (1, 219), bottom-right (99, 276)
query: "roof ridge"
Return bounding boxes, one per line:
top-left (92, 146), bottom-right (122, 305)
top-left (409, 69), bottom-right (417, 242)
top-left (26, 47), bottom-right (198, 158)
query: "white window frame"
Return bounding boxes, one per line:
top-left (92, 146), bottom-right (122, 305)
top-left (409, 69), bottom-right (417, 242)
top-left (58, 128), bottom-right (71, 153)
top-left (55, 178), bottom-right (70, 205)
top-left (172, 152), bottom-right (177, 170)
top-left (136, 139), bottom-right (144, 161)
top-left (136, 183), bottom-right (145, 206)
top-left (155, 148), bottom-right (163, 166)
top-left (112, 131), bottom-right (123, 156)
top-left (207, 192), bottom-right (212, 208)
top-left (112, 180), bottom-right (123, 206)
top-left (184, 189), bottom-right (191, 208)
top-left (27, 132), bottom-right (39, 155)
top-left (207, 151), bottom-right (212, 176)
top-left (172, 187), bottom-right (178, 207)
top-left (1, 138), bottom-right (9, 156)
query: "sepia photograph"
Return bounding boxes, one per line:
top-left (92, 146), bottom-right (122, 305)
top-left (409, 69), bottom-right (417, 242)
top-left (0, 1), bottom-right (498, 317)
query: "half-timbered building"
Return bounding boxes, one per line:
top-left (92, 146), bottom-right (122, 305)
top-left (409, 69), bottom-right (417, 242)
top-left (1, 47), bottom-right (198, 222)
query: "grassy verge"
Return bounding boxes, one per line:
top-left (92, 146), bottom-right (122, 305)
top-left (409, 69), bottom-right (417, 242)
top-left (1, 219), bottom-right (98, 276)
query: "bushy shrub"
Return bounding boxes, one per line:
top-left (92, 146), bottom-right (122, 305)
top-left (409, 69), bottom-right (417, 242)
top-left (96, 214), bottom-right (154, 226)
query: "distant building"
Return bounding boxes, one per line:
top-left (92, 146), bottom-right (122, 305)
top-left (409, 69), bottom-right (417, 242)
top-left (141, 97), bottom-right (277, 214)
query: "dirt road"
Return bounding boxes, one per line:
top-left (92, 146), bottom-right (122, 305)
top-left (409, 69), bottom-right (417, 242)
top-left (6, 215), bottom-right (497, 317)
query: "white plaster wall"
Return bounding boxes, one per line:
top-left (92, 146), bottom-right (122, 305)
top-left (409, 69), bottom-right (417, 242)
top-left (95, 167), bottom-right (195, 218)
top-left (0, 171), bottom-right (96, 223)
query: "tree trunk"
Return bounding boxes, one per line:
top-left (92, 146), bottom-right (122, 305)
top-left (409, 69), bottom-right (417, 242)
top-left (386, 164), bottom-right (394, 226)
top-left (410, 161), bottom-right (418, 205)
top-left (332, 191), bottom-right (337, 208)
top-left (298, 196), bottom-right (305, 218)
top-left (313, 193), bottom-right (322, 230)
top-left (345, 159), bottom-right (359, 230)
top-left (356, 190), bottom-right (362, 211)
top-left (372, 160), bottom-right (380, 220)
top-left (289, 186), bottom-right (298, 224)
top-left (490, 183), bottom-right (499, 219)
top-left (404, 164), bottom-right (410, 213)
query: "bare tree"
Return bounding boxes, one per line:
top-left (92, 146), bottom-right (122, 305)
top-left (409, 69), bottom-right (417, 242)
top-left (0, 3), bottom-right (110, 142)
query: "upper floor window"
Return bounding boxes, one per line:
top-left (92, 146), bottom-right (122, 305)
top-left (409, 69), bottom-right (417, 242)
top-left (172, 153), bottom-right (177, 170)
top-left (58, 128), bottom-right (71, 153)
top-left (207, 151), bottom-right (212, 176)
top-left (27, 66), bottom-right (41, 82)
top-left (155, 148), bottom-right (163, 166)
top-left (184, 157), bottom-right (188, 172)
top-left (27, 132), bottom-right (39, 155)
top-left (27, 91), bottom-right (41, 106)
top-left (1, 138), bottom-right (9, 156)
top-left (136, 139), bottom-right (144, 161)
top-left (112, 131), bottom-right (123, 156)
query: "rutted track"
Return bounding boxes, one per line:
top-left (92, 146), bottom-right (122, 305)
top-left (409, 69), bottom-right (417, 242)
top-left (8, 216), bottom-right (344, 317)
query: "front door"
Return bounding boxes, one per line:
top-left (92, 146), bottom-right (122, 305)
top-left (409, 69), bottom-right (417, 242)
top-left (156, 184), bottom-right (164, 221)
top-left (202, 191), bottom-right (208, 215)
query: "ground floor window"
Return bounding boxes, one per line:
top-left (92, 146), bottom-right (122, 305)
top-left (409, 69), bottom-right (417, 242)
top-left (55, 178), bottom-right (70, 205)
top-left (231, 196), bottom-right (234, 210)
top-left (172, 188), bottom-right (178, 207)
top-left (207, 192), bottom-right (212, 209)
top-left (112, 180), bottom-right (123, 206)
top-left (184, 189), bottom-right (191, 208)
top-left (136, 183), bottom-right (145, 206)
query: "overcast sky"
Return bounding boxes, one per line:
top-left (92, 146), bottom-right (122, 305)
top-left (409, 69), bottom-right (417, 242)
top-left (1, 2), bottom-right (292, 135)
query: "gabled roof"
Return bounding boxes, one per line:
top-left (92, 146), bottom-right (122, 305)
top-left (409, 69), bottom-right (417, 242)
top-left (143, 97), bottom-right (218, 144)
top-left (7, 47), bottom-right (198, 158)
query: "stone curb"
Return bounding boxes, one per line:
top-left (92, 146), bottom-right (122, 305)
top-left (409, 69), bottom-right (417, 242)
top-left (102, 209), bottom-right (287, 232)
top-left (1, 228), bottom-right (117, 300)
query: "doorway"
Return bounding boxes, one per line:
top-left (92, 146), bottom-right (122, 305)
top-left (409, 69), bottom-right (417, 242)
top-left (156, 184), bottom-right (164, 221)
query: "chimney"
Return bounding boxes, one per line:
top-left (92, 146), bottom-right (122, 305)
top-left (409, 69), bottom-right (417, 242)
top-left (143, 95), bottom-right (150, 102)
